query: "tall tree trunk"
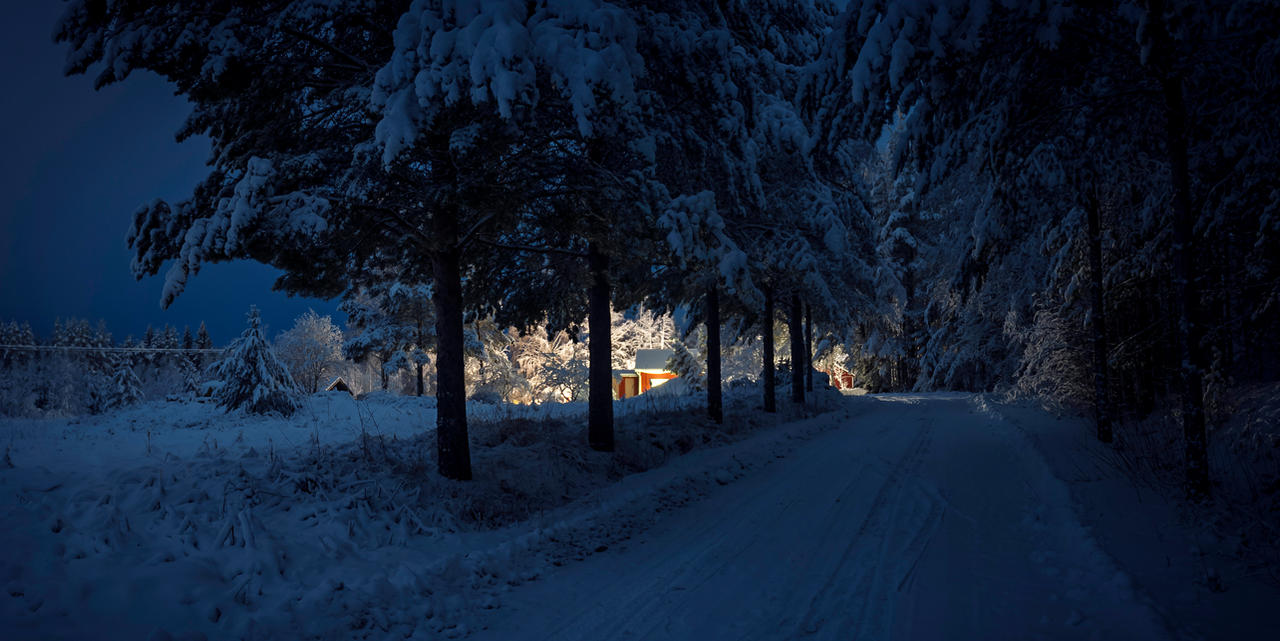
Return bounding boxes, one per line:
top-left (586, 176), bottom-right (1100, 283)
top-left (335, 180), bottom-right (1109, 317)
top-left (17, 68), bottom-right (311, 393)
top-left (379, 357), bottom-right (389, 391)
top-left (433, 210), bottom-right (471, 481)
top-left (900, 266), bottom-right (918, 390)
top-left (1165, 77), bottom-right (1209, 499)
top-left (790, 293), bottom-right (805, 405)
top-left (898, 318), bottom-right (913, 391)
top-left (1218, 240), bottom-right (1236, 379)
top-left (416, 316), bottom-right (426, 396)
top-left (707, 284), bottom-right (723, 424)
top-left (1147, 0), bottom-right (1209, 498)
top-left (1136, 295), bottom-right (1158, 417)
top-left (416, 362), bottom-right (425, 396)
top-left (1087, 195), bottom-right (1113, 443)
top-left (587, 242), bottom-right (615, 452)
top-left (804, 301), bottom-right (814, 393)
top-left (763, 286), bottom-right (776, 413)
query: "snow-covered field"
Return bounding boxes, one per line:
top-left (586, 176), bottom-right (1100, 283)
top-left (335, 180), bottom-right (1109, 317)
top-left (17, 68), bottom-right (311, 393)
top-left (0, 386), bottom-right (837, 639)
top-left (3, 392), bottom-right (1278, 640)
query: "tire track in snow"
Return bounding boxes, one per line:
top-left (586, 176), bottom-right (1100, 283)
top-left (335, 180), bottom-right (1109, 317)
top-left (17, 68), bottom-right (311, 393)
top-left (563, 408), bottom-right (912, 641)
top-left (788, 417), bottom-right (944, 640)
top-left (470, 396), bottom-right (1174, 641)
top-left (464, 405), bottom-right (869, 641)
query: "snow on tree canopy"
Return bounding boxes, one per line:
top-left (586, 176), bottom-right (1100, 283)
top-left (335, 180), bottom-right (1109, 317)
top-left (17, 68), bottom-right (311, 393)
top-left (129, 157), bottom-right (332, 308)
top-left (108, 357), bottom-right (144, 409)
top-left (374, 0), bottom-right (644, 164)
top-left (656, 191), bottom-right (757, 303)
top-left (341, 282), bottom-right (435, 393)
top-left (811, 0), bottom-right (1073, 151)
top-left (210, 307), bottom-right (303, 416)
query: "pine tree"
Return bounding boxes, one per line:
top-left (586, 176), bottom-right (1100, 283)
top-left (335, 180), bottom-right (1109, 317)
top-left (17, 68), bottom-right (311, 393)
top-left (1, 321), bottom-right (35, 367)
top-left (110, 357), bottom-right (144, 409)
top-left (56, 1), bottom-right (875, 477)
top-left (196, 323), bottom-right (213, 350)
top-left (158, 324), bottom-right (181, 372)
top-left (341, 282), bottom-right (434, 394)
top-left (811, 0), bottom-right (1280, 498)
top-left (667, 334), bottom-right (705, 392)
top-left (211, 307), bottom-right (302, 416)
top-left (61, 1), bottom-right (657, 479)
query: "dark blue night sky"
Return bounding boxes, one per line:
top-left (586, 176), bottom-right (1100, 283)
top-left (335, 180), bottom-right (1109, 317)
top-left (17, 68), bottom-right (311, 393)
top-left (0, 1), bottom-right (341, 345)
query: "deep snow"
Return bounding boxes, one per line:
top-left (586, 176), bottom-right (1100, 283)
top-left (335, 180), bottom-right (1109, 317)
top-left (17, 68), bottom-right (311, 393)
top-left (2, 393), bottom-right (1277, 640)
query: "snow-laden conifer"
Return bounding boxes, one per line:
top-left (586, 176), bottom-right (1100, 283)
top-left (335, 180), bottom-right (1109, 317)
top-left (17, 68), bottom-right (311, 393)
top-left (110, 357), bottom-right (144, 408)
top-left (341, 283), bottom-right (434, 394)
top-left (667, 335), bottom-right (705, 392)
top-left (211, 307), bottom-right (302, 416)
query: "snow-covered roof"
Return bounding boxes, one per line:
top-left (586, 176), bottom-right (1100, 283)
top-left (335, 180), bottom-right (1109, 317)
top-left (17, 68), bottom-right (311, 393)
top-left (633, 349), bottom-right (675, 373)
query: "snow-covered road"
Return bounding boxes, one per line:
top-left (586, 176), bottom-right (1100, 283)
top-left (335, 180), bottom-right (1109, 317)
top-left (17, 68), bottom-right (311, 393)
top-left (470, 395), bottom-right (1172, 640)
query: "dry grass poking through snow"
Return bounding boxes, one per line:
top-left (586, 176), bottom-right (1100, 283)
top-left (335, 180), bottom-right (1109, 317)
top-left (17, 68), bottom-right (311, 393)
top-left (0, 386), bottom-right (845, 640)
top-left (267, 388), bottom-right (832, 533)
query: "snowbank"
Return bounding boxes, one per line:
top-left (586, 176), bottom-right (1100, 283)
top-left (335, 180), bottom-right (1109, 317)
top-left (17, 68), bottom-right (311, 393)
top-left (988, 394), bottom-right (1280, 639)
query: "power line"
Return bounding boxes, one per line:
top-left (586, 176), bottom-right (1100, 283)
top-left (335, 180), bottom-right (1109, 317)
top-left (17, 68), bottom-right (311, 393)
top-left (0, 344), bottom-right (222, 354)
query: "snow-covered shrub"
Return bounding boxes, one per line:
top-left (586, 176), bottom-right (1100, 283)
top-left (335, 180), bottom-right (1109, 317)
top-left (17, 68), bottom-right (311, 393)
top-left (274, 309), bottom-right (343, 394)
top-left (1093, 382), bottom-right (1280, 582)
top-left (467, 386), bottom-right (507, 406)
top-left (1005, 303), bottom-right (1091, 411)
top-left (340, 283), bottom-right (434, 394)
top-left (538, 357), bottom-right (588, 402)
top-left (85, 371), bottom-right (114, 415)
top-left (667, 337), bottom-right (705, 391)
top-left (720, 334), bottom-right (763, 385)
top-left (464, 319), bottom-right (531, 403)
top-left (211, 307), bottom-right (302, 416)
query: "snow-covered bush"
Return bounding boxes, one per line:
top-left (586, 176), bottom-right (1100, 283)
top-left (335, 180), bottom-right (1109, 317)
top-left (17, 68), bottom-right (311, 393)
top-left (464, 319), bottom-right (530, 403)
top-left (719, 331), bottom-right (764, 386)
top-left (508, 321), bottom-right (590, 403)
top-left (1004, 303), bottom-right (1091, 411)
top-left (1099, 383), bottom-right (1280, 582)
top-left (667, 335), bottom-right (705, 391)
top-left (538, 356), bottom-right (589, 403)
top-left (211, 307), bottom-right (302, 416)
top-left (274, 309), bottom-right (343, 394)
